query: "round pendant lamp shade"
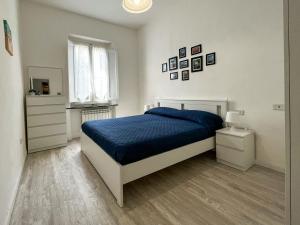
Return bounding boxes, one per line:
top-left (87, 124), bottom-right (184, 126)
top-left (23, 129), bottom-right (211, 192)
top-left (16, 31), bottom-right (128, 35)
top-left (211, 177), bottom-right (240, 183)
top-left (122, 0), bottom-right (153, 14)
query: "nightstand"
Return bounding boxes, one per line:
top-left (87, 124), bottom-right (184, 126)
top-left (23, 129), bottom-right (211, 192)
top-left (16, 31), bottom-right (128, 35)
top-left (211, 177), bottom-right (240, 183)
top-left (216, 128), bottom-right (255, 171)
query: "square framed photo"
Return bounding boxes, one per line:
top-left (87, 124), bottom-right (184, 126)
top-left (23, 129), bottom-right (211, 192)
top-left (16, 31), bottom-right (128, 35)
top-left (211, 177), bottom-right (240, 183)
top-left (179, 47), bottom-right (186, 58)
top-left (169, 56), bottom-right (178, 71)
top-left (170, 72), bottom-right (178, 80)
top-left (191, 44), bottom-right (202, 55)
top-left (191, 56), bottom-right (203, 72)
top-left (206, 52), bottom-right (216, 66)
top-left (182, 70), bottom-right (189, 81)
top-left (179, 59), bottom-right (189, 69)
top-left (162, 63), bottom-right (168, 72)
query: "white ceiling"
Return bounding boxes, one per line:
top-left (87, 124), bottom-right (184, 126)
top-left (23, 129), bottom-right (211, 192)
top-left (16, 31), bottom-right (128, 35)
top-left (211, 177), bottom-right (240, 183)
top-left (24, 0), bottom-right (169, 29)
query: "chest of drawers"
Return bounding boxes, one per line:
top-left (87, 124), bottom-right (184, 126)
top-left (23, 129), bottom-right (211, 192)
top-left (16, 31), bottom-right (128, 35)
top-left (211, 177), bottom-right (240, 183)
top-left (26, 96), bottom-right (67, 153)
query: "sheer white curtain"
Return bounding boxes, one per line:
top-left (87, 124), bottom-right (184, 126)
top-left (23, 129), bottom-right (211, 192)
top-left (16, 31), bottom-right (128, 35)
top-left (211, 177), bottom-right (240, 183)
top-left (73, 44), bottom-right (91, 102)
top-left (92, 47), bottom-right (109, 102)
top-left (68, 40), bottom-right (118, 105)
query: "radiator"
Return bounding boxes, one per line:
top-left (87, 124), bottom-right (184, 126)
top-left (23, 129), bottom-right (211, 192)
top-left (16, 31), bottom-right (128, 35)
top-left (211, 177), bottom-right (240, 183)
top-left (81, 106), bottom-right (115, 124)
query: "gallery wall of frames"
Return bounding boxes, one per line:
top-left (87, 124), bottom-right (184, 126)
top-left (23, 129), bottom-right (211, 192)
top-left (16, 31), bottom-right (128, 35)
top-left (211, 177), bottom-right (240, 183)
top-left (161, 44), bottom-right (216, 81)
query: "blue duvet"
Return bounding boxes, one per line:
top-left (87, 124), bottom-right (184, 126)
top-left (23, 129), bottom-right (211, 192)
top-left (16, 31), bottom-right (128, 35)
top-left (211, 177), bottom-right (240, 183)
top-left (82, 107), bottom-right (223, 165)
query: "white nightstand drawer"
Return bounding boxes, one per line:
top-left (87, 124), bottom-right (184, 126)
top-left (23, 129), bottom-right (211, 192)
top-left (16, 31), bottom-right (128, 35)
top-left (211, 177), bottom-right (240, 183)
top-left (216, 145), bottom-right (248, 168)
top-left (216, 134), bottom-right (244, 151)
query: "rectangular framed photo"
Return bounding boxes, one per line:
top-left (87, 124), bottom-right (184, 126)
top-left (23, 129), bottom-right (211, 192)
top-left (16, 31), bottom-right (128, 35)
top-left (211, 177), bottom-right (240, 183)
top-left (206, 52), bottom-right (216, 66)
top-left (191, 56), bottom-right (203, 72)
top-left (179, 59), bottom-right (189, 69)
top-left (169, 56), bottom-right (178, 71)
top-left (170, 72), bottom-right (178, 80)
top-left (182, 70), bottom-right (189, 81)
top-left (162, 63), bottom-right (168, 72)
top-left (179, 47), bottom-right (186, 58)
top-left (191, 44), bottom-right (202, 55)
top-left (3, 20), bottom-right (13, 56)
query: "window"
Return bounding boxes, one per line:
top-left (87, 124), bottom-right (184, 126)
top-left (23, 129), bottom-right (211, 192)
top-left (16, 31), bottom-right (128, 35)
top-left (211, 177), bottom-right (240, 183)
top-left (68, 40), bottom-right (118, 104)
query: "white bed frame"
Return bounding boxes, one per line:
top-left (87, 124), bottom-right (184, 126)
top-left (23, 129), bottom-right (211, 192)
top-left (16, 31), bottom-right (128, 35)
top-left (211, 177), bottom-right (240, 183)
top-left (81, 98), bottom-right (228, 207)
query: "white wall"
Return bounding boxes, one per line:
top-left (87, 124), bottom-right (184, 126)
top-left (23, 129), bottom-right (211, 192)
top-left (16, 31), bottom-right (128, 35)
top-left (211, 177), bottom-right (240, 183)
top-left (0, 0), bottom-right (27, 224)
top-left (20, 1), bottom-right (140, 138)
top-left (138, 0), bottom-right (285, 171)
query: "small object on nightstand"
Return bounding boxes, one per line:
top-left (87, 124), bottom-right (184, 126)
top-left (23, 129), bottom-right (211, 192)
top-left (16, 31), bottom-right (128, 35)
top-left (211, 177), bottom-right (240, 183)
top-left (225, 111), bottom-right (241, 130)
top-left (216, 127), bottom-right (255, 171)
top-left (144, 104), bottom-right (155, 112)
top-left (144, 104), bottom-right (151, 112)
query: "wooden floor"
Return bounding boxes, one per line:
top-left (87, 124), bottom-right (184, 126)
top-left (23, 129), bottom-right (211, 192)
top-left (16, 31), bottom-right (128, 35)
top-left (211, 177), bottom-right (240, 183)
top-left (10, 139), bottom-right (285, 225)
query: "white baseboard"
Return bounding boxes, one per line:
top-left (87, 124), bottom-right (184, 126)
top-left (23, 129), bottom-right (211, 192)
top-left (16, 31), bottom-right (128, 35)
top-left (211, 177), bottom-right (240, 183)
top-left (255, 160), bottom-right (285, 173)
top-left (71, 131), bottom-right (81, 140)
top-left (5, 156), bottom-right (26, 225)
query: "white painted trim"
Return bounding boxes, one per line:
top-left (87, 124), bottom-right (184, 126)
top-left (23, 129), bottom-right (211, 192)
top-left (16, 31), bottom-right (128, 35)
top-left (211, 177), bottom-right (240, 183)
top-left (255, 160), bottom-right (285, 173)
top-left (6, 155), bottom-right (26, 225)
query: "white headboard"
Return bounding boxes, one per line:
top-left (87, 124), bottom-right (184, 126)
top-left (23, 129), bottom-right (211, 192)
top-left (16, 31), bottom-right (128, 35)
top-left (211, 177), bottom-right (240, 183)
top-left (156, 98), bottom-right (228, 120)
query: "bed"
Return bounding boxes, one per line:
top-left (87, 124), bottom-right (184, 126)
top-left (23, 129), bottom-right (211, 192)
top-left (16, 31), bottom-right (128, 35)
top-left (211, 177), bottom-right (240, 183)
top-left (81, 99), bottom-right (228, 207)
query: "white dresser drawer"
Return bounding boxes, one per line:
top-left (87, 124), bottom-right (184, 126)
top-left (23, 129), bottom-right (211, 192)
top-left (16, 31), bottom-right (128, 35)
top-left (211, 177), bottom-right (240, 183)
top-left (28, 134), bottom-right (67, 152)
top-left (27, 113), bottom-right (66, 127)
top-left (27, 104), bottom-right (65, 115)
top-left (216, 134), bottom-right (244, 151)
top-left (216, 145), bottom-right (248, 168)
top-left (27, 96), bottom-right (66, 106)
top-left (28, 124), bottom-right (66, 139)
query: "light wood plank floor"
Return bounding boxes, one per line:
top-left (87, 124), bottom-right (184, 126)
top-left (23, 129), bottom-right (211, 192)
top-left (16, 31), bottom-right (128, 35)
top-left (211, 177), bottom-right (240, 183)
top-left (10, 139), bottom-right (285, 225)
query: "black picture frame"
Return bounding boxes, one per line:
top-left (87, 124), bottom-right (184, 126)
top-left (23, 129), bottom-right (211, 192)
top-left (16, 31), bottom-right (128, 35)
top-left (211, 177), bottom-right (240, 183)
top-left (182, 70), bottom-right (189, 81)
top-left (162, 63), bottom-right (168, 72)
top-left (206, 52), bottom-right (216, 66)
top-left (169, 56), bottom-right (178, 71)
top-left (179, 59), bottom-right (189, 69)
top-left (179, 47), bottom-right (186, 58)
top-left (191, 44), bottom-right (202, 55)
top-left (170, 72), bottom-right (178, 80)
top-left (191, 56), bottom-right (203, 72)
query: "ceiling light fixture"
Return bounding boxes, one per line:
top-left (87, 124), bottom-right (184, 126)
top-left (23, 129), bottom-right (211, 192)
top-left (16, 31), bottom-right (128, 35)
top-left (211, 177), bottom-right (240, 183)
top-left (122, 0), bottom-right (153, 14)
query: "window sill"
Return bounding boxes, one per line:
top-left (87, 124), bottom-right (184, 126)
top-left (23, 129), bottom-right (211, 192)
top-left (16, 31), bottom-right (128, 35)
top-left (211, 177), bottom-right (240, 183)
top-left (66, 102), bottom-right (118, 110)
